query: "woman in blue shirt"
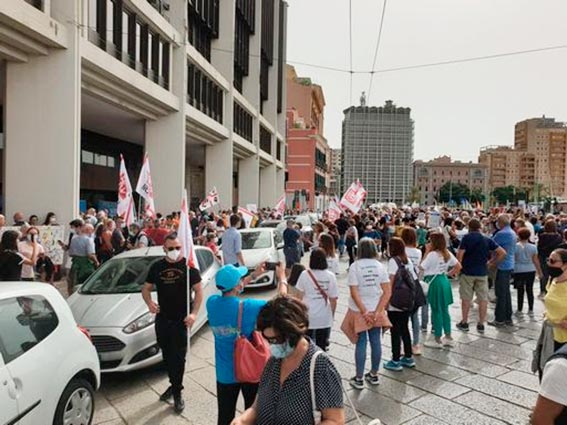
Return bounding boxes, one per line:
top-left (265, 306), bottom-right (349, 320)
top-left (207, 263), bottom-right (267, 425)
top-left (514, 227), bottom-right (542, 316)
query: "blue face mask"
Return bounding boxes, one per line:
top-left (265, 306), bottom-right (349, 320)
top-left (270, 341), bottom-right (294, 359)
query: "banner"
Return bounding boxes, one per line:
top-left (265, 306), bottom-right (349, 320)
top-left (246, 204), bottom-right (258, 214)
top-left (117, 154), bottom-right (136, 226)
top-left (179, 190), bottom-right (199, 269)
top-left (238, 207), bottom-right (256, 228)
top-left (273, 194), bottom-right (286, 216)
top-left (135, 154), bottom-right (156, 219)
top-left (199, 187), bottom-right (220, 212)
top-left (0, 226), bottom-right (65, 265)
top-left (327, 200), bottom-right (342, 222)
top-left (340, 180), bottom-right (367, 214)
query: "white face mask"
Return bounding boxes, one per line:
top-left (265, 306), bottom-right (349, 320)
top-left (166, 249), bottom-right (180, 261)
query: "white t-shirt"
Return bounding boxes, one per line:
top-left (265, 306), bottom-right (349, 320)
top-left (420, 251), bottom-right (458, 276)
top-left (405, 247), bottom-right (422, 270)
top-left (327, 255), bottom-right (339, 275)
top-left (540, 358), bottom-right (567, 406)
top-left (347, 259), bottom-right (389, 312)
top-left (388, 257), bottom-right (418, 280)
top-left (296, 269), bottom-right (338, 329)
top-left (18, 241), bottom-right (44, 279)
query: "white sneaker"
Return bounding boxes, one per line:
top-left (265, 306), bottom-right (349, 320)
top-left (424, 339), bottom-right (444, 349)
top-left (442, 336), bottom-right (455, 347)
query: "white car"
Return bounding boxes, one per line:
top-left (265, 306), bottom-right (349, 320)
top-left (0, 282), bottom-right (100, 425)
top-left (68, 246), bottom-right (220, 373)
top-left (239, 228), bottom-right (284, 288)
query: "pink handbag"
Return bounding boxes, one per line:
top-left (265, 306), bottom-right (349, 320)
top-left (234, 301), bottom-right (271, 383)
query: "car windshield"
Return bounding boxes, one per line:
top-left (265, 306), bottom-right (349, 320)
top-left (241, 231), bottom-right (272, 250)
top-left (294, 216), bottom-right (311, 227)
top-left (80, 256), bottom-right (161, 294)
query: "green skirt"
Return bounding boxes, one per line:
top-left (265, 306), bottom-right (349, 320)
top-left (425, 274), bottom-right (454, 310)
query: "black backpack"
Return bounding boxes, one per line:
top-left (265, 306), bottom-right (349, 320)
top-left (390, 257), bottom-right (426, 312)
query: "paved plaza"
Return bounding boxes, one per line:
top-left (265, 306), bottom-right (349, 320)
top-left (82, 257), bottom-right (542, 425)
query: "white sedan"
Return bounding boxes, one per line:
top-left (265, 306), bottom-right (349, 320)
top-left (239, 228), bottom-right (284, 289)
top-left (0, 282), bottom-right (100, 425)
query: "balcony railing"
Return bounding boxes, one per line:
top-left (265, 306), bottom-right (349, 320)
top-left (234, 102), bottom-right (253, 143)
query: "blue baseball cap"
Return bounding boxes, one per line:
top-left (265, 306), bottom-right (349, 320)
top-left (215, 264), bottom-right (248, 292)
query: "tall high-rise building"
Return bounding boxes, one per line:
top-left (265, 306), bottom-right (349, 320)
top-left (479, 116), bottom-right (567, 198)
top-left (329, 148), bottom-right (342, 196)
top-left (341, 100), bottom-right (414, 204)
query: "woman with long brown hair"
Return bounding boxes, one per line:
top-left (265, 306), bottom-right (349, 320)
top-left (421, 232), bottom-right (461, 349)
top-left (319, 233), bottom-right (339, 275)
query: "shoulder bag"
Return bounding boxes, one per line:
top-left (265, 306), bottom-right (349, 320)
top-left (307, 270), bottom-right (329, 305)
top-left (234, 301), bottom-right (271, 383)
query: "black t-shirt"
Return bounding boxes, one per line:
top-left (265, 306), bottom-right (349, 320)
top-left (335, 218), bottom-right (349, 235)
top-left (0, 251), bottom-right (24, 281)
top-left (147, 259), bottom-right (201, 320)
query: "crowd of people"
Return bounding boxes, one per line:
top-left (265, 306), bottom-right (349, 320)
top-left (2, 203), bottom-right (567, 424)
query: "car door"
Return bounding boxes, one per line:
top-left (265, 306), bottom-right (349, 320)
top-left (0, 295), bottom-right (61, 425)
top-left (0, 350), bottom-right (19, 425)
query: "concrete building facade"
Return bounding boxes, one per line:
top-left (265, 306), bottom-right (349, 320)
top-left (0, 0), bottom-right (287, 223)
top-left (479, 116), bottom-right (567, 198)
top-left (285, 65), bottom-right (331, 211)
top-left (413, 156), bottom-right (488, 205)
top-left (329, 148), bottom-right (341, 197)
top-left (341, 100), bottom-right (414, 205)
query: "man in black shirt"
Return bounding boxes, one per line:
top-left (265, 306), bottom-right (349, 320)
top-left (142, 234), bottom-right (203, 414)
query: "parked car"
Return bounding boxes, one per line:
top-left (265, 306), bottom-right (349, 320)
top-left (259, 219), bottom-right (283, 229)
top-left (239, 228), bottom-right (284, 289)
top-left (0, 282), bottom-right (100, 425)
top-left (67, 246), bottom-right (220, 373)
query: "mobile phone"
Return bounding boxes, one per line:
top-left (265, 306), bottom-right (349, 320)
top-left (265, 262), bottom-right (279, 271)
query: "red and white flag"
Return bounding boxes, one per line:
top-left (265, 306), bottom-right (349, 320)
top-left (273, 193), bottom-right (286, 216)
top-left (327, 199), bottom-right (342, 222)
top-left (238, 206), bottom-right (257, 228)
top-left (340, 180), bottom-right (367, 214)
top-left (135, 154), bottom-right (156, 218)
top-left (117, 154), bottom-right (136, 226)
top-left (179, 189), bottom-right (199, 270)
top-left (199, 187), bottom-right (220, 212)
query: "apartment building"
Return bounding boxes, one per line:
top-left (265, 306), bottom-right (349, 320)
top-left (341, 100), bottom-right (414, 205)
top-left (329, 148), bottom-right (341, 197)
top-left (285, 65), bottom-right (331, 211)
top-left (479, 116), bottom-right (567, 197)
top-left (0, 0), bottom-right (287, 222)
top-left (413, 156), bottom-right (488, 205)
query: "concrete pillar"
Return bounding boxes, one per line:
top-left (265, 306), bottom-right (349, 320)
top-left (259, 164), bottom-right (277, 207)
top-left (276, 167), bottom-right (285, 197)
top-left (211, 0), bottom-right (235, 83)
top-left (238, 156), bottom-right (260, 205)
top-left (243, 0), bottom-right (261, 111)
top-left (206, 142), bottom-right (233, 209)
top-left (4, 0), bottom-right (81, 225)
top-left (145, 0), bottom-right (187, 214)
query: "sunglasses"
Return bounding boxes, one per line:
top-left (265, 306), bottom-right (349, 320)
top-left (262, 333), bottom-right (285, 345)
top-left (165, 246), bottom-right (182, 252)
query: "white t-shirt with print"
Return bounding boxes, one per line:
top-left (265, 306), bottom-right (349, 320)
top-left (347, 259), bottom-right (389, 312)
top-left (327, 255), bottom-right (339, 275)
top-left (420, 251), bottom-right (458, 276)
top-left (18, 241), bottom-right (44, 279)
top-left (539, 358), bottom-right (567, 406)
top-left (296, 269), bottom-right (338, 329)
top-left (405, 247), bottom-right (422, 271)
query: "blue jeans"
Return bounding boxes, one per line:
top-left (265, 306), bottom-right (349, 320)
top-left (411, 309), bottom-right (421, 345)
top-left (355, 327), bottom-right (382, 378)
top-left (338, 234), bottom-right (346, 255)
top-left (495, 269), bottom-right (513, 323)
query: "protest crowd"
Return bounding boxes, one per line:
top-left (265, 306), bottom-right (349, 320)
top-left (1, 199), bottom-right (567, 424)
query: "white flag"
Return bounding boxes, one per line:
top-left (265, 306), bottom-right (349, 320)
top-left (327, 200), bottom-right (342, 222)
top-left (135, 154), bottom-right (156, 218)
top-left (199, 187), bottom-right (220, 212)
top-left (340, 180), bottom-right (367, 214)
top-left (238, 207), bottom-right (256, 228)
top-left (179, 189), bottom-right (199, 270)
top-left (273, 193), bottom-right (286, 216)
top-left (117, 154), bottom-right (136, 226)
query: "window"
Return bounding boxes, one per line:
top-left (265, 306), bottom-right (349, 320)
top-left (0, 296), bottom-right (59, 364)
top-left (196, 249), bottom-right (215, 272)
top-left (82, 150), bottom-right (94, 164)
top-left (82, 150), bottom-right (117, 168)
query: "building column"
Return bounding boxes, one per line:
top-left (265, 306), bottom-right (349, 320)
top-left (206, 142), bottom-right (233, 209)
top-left (276, 167), bottom-right (285, 197)
top-left (4, 0), bottom-right (81, 225)
top-left (145, 0), bottom-right (187, 214)
top-left (238, 156), bottom-right (259, 206)
top-left (259, 164), bottom-right (277, 207)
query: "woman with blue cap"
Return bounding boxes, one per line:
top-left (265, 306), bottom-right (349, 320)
top-left (207, 262), bottom-right (268, 425)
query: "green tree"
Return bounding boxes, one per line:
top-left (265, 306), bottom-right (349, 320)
top-left (407, 186), bottom-right (421, 204)
top-left (470, 188), bottom-right (485, 204)
top-left (491, 185), bottom-right (526, 204)
top-left (438, 182), bottom-right (470, 203)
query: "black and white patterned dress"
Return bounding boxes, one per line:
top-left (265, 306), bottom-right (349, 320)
top-left (255, 340), bottom-right (344, 425)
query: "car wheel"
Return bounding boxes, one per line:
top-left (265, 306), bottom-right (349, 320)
top-left (53, 378), bottom-right (95, 425)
